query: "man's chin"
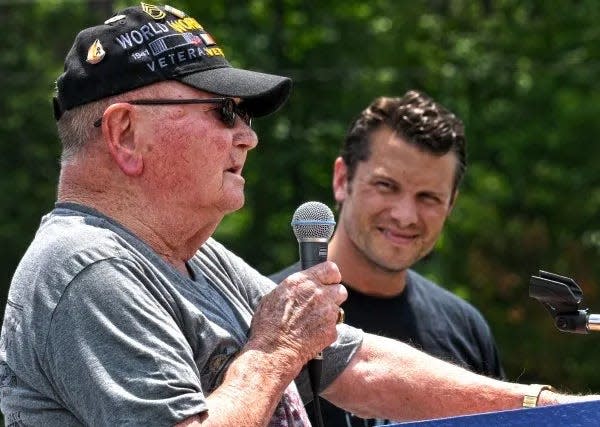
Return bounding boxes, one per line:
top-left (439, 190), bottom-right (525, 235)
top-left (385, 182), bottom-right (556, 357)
top-left (365, 250), bottom-right (418, 274)
top-left (221, 193), bottom-right (245, 214)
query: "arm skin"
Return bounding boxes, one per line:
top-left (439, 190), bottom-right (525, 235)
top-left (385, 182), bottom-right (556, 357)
top-left (321, 333), bottom-right (599, 422)
top-left (175, 262), bottom-right (348, 427)
top-left (174, 261), bottom-right (597, 426)
top-left (175, 345), bottom-right (303, 427)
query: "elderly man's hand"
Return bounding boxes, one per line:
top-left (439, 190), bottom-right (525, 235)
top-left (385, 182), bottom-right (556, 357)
top-left (248, 261), bottom-right (347, 368)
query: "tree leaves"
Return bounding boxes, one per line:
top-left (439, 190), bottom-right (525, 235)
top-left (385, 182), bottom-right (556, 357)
top-left (2, 0), bottom-right (600, 394)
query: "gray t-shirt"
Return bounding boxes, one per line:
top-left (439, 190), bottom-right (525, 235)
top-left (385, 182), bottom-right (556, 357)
top-left (0, 203), bottom-right (363, 426)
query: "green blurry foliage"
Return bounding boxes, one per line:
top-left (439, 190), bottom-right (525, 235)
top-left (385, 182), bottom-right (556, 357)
top-left (2, 0), bottom-right (600, 404)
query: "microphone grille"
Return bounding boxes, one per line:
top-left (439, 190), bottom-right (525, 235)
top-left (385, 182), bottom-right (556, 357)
top-left (291, 201), bottom-right (336, 241)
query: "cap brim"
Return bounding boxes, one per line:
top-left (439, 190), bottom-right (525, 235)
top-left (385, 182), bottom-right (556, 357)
top-left (179, 67), bottom-right (292, 118)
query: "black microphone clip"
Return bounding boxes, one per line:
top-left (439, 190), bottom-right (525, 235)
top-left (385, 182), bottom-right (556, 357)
top-left (529, 270), bottom-right (600, 333)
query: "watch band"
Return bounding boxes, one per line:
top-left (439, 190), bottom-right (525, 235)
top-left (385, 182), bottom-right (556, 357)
top-left (523, 384), bottom-right (556, 408)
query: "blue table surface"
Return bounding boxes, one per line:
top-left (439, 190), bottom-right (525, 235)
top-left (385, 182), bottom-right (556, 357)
top-left (386, 400), bottom-right (600, 427)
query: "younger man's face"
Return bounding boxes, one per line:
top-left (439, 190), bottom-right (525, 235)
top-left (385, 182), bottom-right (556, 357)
top-left (333, 126), bottom-right (457, 273)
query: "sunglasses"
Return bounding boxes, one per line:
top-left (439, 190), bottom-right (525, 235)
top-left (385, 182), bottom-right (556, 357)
top-left (93, 97), bottom-right (252, 128)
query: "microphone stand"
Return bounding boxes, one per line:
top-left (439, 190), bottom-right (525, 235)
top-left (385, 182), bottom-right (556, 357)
top-left (530, 270), bottom-right (600, 333)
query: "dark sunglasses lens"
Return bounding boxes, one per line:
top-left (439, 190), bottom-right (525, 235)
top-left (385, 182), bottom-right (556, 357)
top-left (220, 99), bottom-right (236, 128)
top-left (236, 105), bottom-right (252, 126)
top-left (218, 99), bottom-right (252, 128)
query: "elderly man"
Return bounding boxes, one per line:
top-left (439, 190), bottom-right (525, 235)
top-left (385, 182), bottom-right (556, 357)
top-left (0, 4), bottom-right (596, 427)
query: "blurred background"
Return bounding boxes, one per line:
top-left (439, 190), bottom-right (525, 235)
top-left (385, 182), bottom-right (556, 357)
top-left (2, 0), bottom-right (600, 413)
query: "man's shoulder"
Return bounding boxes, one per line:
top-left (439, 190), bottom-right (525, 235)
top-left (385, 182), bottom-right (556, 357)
top-left (268, 261), bottom-right (302, 284)
top-left (25, 209), bottom-right (123, 271)
top-left (407, 269), bottom-right (485, 317)
top-left (35, 204), bottom-right (141, 258)
top-left (10, 206), bottom-right (158, 309)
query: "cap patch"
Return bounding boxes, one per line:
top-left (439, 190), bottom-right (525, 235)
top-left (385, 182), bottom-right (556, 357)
top-left (141, 2), bottom-right (166, 20)
top-left (200, 33), bottom-right (216, 46)
top-left (164, 5), bottom-right (186, 19)
top-left (86, 39), bottom-right (105, 64)
top-left (104, 14), bottom-right (126, 25)
top-left (112, 13), bottom-right (224, 75)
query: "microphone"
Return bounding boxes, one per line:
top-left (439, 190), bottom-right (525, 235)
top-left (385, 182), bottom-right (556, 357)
top-left (291, 201), bottom-right (336, 269)
top-left (291, 201), bottom-right (336, 427)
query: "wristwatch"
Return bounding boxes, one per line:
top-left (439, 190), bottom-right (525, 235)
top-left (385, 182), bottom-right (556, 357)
top-left (523, 384), bottom-right (556, 408)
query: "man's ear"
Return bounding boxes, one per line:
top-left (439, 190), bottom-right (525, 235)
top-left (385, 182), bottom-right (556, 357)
top-left (101, 103), bottom-right (144, 176)
top-left (332, 157), bottom-right (349, 204)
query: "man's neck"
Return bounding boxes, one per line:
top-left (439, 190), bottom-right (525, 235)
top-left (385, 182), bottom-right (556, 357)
top-left (57, 144), bottom-right (227, 277)
top-left (58, 174), bottom-right (217, 276)
top-left (329, 230), bottom-right (408, 298)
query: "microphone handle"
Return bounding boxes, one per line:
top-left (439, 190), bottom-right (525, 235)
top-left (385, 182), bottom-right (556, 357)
top-left (298, 238), bottom-right (328, 427)
top-left (298, 238), bottom-right (328, 390)
top-left (299, 239), bottom-right (329, 357)
top-left (299, 239), bottom-right (329, 270)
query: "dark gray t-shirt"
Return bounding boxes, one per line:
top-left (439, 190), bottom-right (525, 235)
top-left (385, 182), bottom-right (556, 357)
top-left (0, 203), bottom-right (363, 426)
top-left (271, 262), bottom-right (504, 427)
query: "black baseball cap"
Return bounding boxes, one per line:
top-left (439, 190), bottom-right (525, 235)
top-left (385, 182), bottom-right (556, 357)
top-left (53, 3), bottom-right (292, 120)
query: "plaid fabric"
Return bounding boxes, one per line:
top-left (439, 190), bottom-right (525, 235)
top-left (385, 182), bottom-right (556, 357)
top-left (269, 382), bottom-right (311, 427)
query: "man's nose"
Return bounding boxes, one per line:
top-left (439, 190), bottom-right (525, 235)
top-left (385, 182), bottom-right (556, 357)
top-left (389, 195), bottom-right (419, 226)
top-left (234, 129), bottom-right (258, 150)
